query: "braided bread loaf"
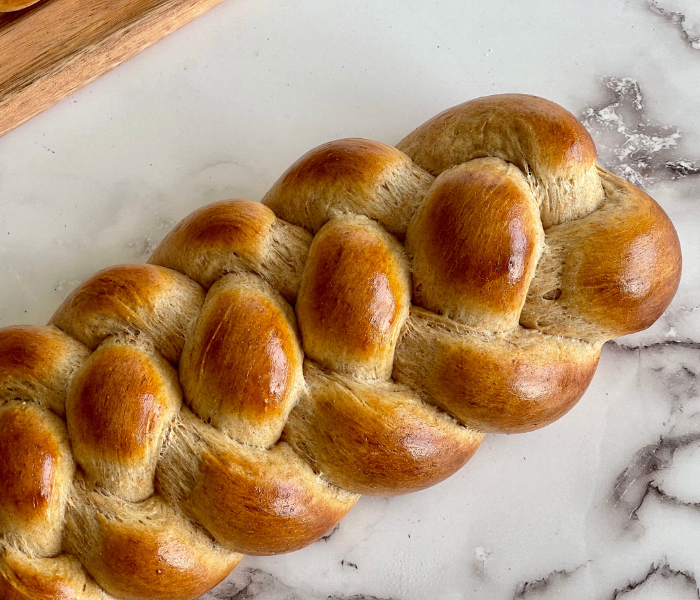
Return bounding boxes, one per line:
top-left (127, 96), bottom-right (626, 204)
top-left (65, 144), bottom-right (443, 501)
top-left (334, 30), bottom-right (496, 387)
top-left (0, 94), bottom-right (681, 600)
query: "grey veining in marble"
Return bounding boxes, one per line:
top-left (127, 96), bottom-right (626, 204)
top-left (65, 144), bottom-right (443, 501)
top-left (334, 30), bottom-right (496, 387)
top-left (1, 0), bottom-right (700, 598)
top-left (649, 0), bottom-right (700, 50)
top-left (582, 77), bottom-right (700, 187)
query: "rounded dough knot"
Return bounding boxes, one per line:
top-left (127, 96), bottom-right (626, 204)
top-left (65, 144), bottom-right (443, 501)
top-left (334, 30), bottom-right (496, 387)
top-left (0, 94), bottom-right (681, 600)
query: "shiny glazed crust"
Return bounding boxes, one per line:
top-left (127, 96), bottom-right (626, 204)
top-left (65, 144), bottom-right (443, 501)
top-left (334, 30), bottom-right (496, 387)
top-left (0, 94), bottom-right (682, 599)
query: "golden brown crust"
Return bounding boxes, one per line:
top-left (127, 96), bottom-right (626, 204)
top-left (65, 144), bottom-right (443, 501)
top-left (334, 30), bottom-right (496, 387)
top-left (521, 169), bottom-right (683, 341)
top-left (0, 405), bottom-right (59, 519)
top-left (153, 200), bottom-right (275, 273)
top-left (0, 402), bottom-right (74, 556)
top-left (407, 158), bottom-right (543, 331)
top-left (393, 309), bottom-right (602, 433)
top-left (398, 94), bottom-right (597, 174)
top-left (0, 94), bottom-right (684, 600)
top-left (50, 264), bottom-right (205, 364)
top-left (94, 521), bottom-right (236, 600)
top-left (397, 94), bottom-right (605, 228)
top-left (190, 446), bottom-right (355, 555)
top-left (65, 482), bottom-right (240, 600)
top-left (157, 410), bottom-right (358, 556)
top-left (0, 549), bottom-right (108, 600)
top-left (148, 200), bottom-right (311, 303)
top-left (66, 337), bottom-right (181, 502)
top-left (262, 138), bottom-right (434, 237)
top-left (0, 325), bottom-right (89, 416)
top-left (284, 362), bottom-right (483, 495)
top-left (180, 273), bottom-right (303, 448)
top-left (296, 215), bottom-right (411, 379)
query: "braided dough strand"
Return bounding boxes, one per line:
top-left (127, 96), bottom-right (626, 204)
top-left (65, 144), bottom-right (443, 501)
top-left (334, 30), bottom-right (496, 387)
top-left (0, 94), bottom-right (681, 599)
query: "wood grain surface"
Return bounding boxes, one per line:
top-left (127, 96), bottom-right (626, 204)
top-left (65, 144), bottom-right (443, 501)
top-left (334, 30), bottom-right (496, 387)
top-left (0, 0), bottom-right (227, 138)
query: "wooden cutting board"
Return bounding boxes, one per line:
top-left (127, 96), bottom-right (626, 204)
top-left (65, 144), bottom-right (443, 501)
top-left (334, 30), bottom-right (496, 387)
top-left (0, 0), bottom-right (227, 138)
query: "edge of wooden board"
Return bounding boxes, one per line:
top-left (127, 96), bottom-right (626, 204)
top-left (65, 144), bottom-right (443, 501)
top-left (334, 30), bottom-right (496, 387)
top-left (0, 0), bottom-right (227, 138)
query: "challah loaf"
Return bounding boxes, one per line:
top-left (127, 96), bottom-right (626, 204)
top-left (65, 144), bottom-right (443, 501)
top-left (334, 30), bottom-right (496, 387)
top-left (0, 94), bottom-right (681, 600)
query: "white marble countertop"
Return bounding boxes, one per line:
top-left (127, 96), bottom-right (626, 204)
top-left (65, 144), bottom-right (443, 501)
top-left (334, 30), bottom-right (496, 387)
top-left (2, 1), bottom-right (700, 598)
